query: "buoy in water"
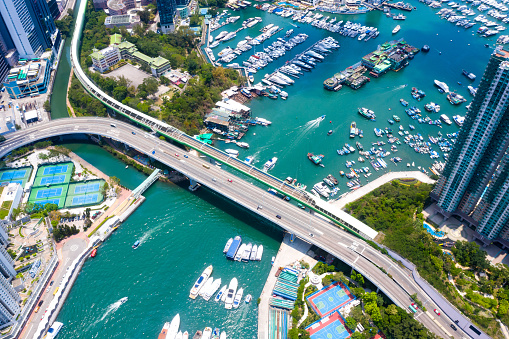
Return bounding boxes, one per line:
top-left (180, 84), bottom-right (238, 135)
top-left (388, 108), bottom-right (391, 111)
top-left (329, 121), bottom-right (332, 123)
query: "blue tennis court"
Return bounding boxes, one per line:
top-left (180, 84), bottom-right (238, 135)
top-left (74, 183), bottom-right (100, 194)
top-left (307, 282), bottom-right (355, 317)
top-left (71, 194), bottom-right (99, 206)
top-left (43, 165), bottom-right (68, 175)
top-left (310, 319), bottom-right (351, 339)
top-left (40, 175), bottom-right (66, 185)
top-left (34, 199), bottom-right (60, 206)
top-left (36, 187), bottom-right (63, 199)
top-left (1, 170), bottom-right (27, 180)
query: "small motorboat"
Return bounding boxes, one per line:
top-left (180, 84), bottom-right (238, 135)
top-left (327, 130), bottom-right (333, 135)
top-left (271, 256), bottom-right (275, 265)
top-left (120, 297), bottom-right (128, 304)
top-left (245, 294), bottom-right (252, 303)
top-left (223, 238), bottom-right (233, 253)
top-left (90, 248), bottom-right (97, 257)
top-left (132, 240), bottom-right (140, 249)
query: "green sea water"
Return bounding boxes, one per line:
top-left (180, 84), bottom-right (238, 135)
top-left (51, 0), bottom-right (499, 336)
top-left (55, 143), bottom-right (283, 338)
top-left (210, 3), bottom-right (494, 191)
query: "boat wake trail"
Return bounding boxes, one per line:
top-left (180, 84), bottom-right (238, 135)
top-left (88, 298), bottom-right (125, 329)
top-left (388, 84), bottom-right (407, 92)
top-left (100, 300), bottom-right (124, 321)
top-left (290, 117), bottom-right (324, 146)
top-left (139, 223), bottom-right (164, 245)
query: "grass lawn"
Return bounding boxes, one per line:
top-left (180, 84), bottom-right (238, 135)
top-left (0, 200), bottom-right (12, 219)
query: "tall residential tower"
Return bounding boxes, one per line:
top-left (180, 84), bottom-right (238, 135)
top-left (432, 46), bottom-right (509, 243)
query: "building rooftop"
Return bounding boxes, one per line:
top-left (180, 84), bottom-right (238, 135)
top-left (117, 40), bottom-right (136, 50)
top-left (205, 117), bottom-right (229, 127)
top-left (132, 51), bottom-right (153, 63)
top-left (107, 0), bottom-right (125, 10)
top-left (110, 33), bottom-right (122, 45)
top-left (151, 56), bottom-right (170, 67)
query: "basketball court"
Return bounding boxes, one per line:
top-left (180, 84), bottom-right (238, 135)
top-left (306, 311), bottom-right (353, 339)
top-left (307, 282), bottom-right (356, 317)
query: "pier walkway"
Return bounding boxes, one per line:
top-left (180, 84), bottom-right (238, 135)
top-left (132, 168), bottom-right (161, 198)
top-left (331, 171), bottom-right (436, 210)
top-left (258, 234), bottom-right (316, 339)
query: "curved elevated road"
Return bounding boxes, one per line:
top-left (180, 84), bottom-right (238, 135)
top-left (1, 118), bottom-right (465, 338)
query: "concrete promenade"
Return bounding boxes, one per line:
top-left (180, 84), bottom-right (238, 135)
top-left (258, 234), bottom-right (316, 339)
top-left (331, 171), bottom-right (436, 210)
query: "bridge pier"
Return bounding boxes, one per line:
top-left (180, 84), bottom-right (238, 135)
top-left (188, 178), bottom-right (201, 191)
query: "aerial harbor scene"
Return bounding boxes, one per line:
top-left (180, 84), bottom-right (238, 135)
top-left (0, 0), bottom-right (509, 337)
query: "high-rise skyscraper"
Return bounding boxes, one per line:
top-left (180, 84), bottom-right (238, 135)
top-left (46, 0), bottom-right (60, 20)
top-left (0, 0), bottom-right (60, 58)
top-left (432, 46), bottom-right (509, 242)
top-left (0, 273), bottom-right (20, 329)
top-left (157, 0), bottom-right (177, 33)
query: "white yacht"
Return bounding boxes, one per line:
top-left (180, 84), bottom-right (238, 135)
top-left (198, 277), bottom-right (214, 297)
top-left (46, 322), bottom-right (64, 339)
top-left (250, 244), bottom-right (258, 261)
top-left (263, 157), bottom-right (278, 172)
top-left (434, 80), bottom-right (450, 93)
top-left (234, 244), bottom-right (246, 261)
top-left (203, 278), bottom-right (221, 301)
top-left (440, 114), bottom-right (453, 125)
top-left (225, 278), bottom-right (238, 309)
top-left (202, 327), bottom-right (213, 339)
top-left (255, 245), bottom-right (263, 261)
top-left (166, 314), bottom-right (180, 339)
top-left (223, 238), bottom-right (233, 253)
top-left (214, 285), bottom-right (227, 302)
top-left (313, 182), bottom-right (331, 198)
top-left (225, 149), bottom-right (239, 157)
top-left (242, 243), bottom-right (252, 262)
top-left (189, 265), bottom-right (213, 299)
top-left (233, 288), bottom-right (244, 308)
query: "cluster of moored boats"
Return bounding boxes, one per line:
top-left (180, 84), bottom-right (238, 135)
top-left (420, 0), bottom-right (509, 37)
top-left (257, 4), bottom-right (380, 41)
top-left (189, 265), bottom-right (253, 310)
top-left (224, 236), bottom-right (264, 262)
top-left (158, 314), bottom-right (227, 339)
top-left (263, 37), bottom-right (340, 87)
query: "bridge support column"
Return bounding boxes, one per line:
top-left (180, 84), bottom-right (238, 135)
top-left (290, 233), bottom-right (295, 243)
top-left (188, 178), bottom-right (201, 192)
top-left (376, 286), bottom-right (380, 293)
top-left (189, 178), bottom-right (198, 186)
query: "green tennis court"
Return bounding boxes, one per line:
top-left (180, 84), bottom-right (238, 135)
top-left (29, 163), bottom-right (105, 209)
top-left (34, 162), bottom-right (73, 187)
top-left (29, 184), bottom-right (68, 208)
top-left (65, 180), bottom-right (104, 208)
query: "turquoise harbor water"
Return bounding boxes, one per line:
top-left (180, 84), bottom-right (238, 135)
top-left (209, 3), bottom-right (494, 191)
top-left (55, 143), bottom-right (282, 338)
top-left (54, 1), bottom-right (500, 337)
